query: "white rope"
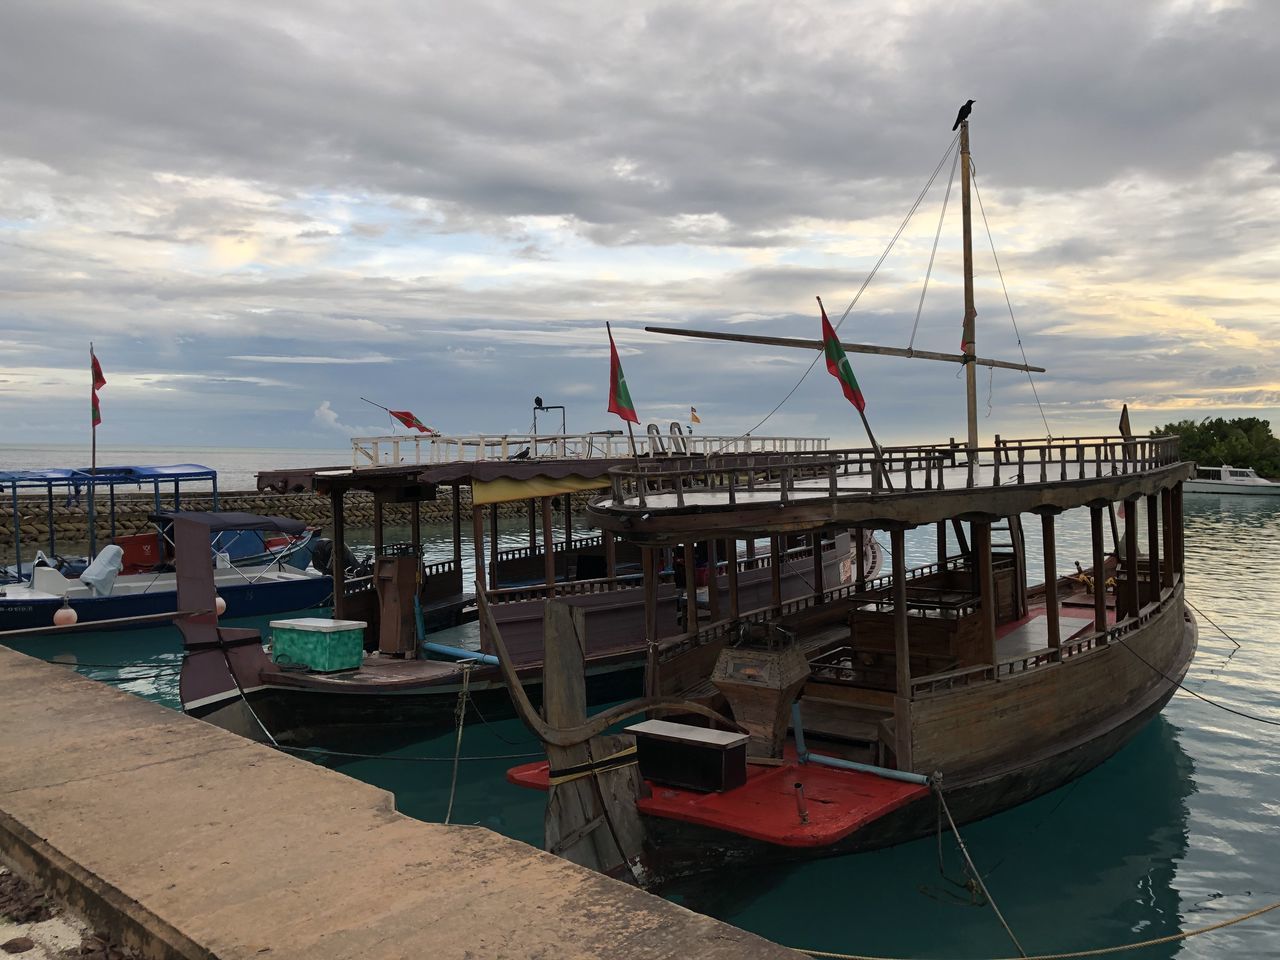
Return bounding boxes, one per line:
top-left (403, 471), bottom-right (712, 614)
top-left (908, 140), bottom-right (961, 351)
top-left (444, 662), bottom-right (473, 824)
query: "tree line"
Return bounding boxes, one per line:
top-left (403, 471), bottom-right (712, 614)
top-left (1149, 417), bottom-right (1280, 478)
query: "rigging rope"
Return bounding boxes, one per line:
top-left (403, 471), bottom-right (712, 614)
top-left (799, 896), bottom-right (1280, 960)
top-left (908, 140), bottom-right (961, 351)
top-left (969, 162), bottom-right (1053, 440)
top-left (1184, 597), bottom-right (1242, 648)
top-left (711, 131), bottom-right (963, 454)
top-left (444, 662), bottom-right (472, 824)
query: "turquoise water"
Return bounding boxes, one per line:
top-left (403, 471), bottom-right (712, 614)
top-left (9, 495), bottom-right (1280, 958)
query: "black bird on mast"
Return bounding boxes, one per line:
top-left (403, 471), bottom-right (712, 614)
top-left (952, 99), bottom-right (975, 131)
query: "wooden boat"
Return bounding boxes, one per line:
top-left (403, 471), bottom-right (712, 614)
top-left (181, 428), bottom-right (875, 741)
top-left (1185, 464), bottom-right (1280, 496)
top-left (498, 118), bottom-right (1199, 887)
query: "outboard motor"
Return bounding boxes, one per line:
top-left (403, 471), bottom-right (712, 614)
top-left (309, 538), bottom-right (359, 575)
top-left (79, 545), bottom-right (124, 598)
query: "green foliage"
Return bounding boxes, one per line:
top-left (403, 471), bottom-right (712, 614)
top-left (1150, 417), bottom-right (1280, 478)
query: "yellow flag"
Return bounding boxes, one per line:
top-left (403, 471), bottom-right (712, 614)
top-left (690, 406), bottom-right (701, 424)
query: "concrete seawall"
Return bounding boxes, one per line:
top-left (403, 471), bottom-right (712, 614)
top-left (0, 647), bottom-right (802, 959)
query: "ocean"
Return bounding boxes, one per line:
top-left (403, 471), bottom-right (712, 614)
top-left (5, 492), bottom-right (1280, 958)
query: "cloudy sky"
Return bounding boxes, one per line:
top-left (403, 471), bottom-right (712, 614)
top-left (1, 0), bottom-right (1277, 453)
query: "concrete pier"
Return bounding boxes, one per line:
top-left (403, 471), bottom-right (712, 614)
top-left (0, 647), bottom-right (801, 959)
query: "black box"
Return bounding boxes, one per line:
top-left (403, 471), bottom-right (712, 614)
top-left (626, 719), bottom-right (749, 793)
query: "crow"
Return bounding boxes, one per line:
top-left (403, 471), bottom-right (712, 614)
top-left (952, 99), bottom-right (975, 131)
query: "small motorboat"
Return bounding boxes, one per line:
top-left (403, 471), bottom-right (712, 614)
top-left (1184, 464), bottom-right (1280, 496)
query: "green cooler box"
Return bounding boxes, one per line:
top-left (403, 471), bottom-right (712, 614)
top-left (270, 617), bottom-right (367, 672)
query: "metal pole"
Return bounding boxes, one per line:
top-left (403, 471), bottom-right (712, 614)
top-left (960, 121), bottom-right (979, 460)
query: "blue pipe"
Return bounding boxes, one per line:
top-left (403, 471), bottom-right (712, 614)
top-left (423, 641), bottom-right (499, 666)
top-left (791, 701), bottom-right (932, 786)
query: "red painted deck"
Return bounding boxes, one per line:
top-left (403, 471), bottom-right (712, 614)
top-left (506, 756), bottom-right (929, 848)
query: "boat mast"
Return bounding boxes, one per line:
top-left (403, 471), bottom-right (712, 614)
top-left (959, 120), bottom-right (979, 458)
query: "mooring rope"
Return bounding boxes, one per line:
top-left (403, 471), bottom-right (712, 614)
top-left (1183, 597), bottom-right (1242, 647)
top-left (444, 662), bottom-right (472, 824)
top-left (799, 896), bottom-right (1280, 960)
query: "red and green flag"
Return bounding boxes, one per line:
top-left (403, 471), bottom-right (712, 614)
top-left (389, 409), bottom-right (437, 434)
top-left (91, 345), bottom-right (106, 427)
top-left (606, 324), bottom-right (639, 424)
top-left (819, 297), bottom-right (865, 413)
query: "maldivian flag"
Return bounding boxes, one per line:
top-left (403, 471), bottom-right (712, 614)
top-left (690, 406), bottom-right (701, 424)
top-left (818, 297), bottom-right (865, 413)
top-left (606, 324), bottom-right (639, 424)
top-left (389, 409), bottom-right (436, 434)
top-left (91, 346), bottom-right (106, 427)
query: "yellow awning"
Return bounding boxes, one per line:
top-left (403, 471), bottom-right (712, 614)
top-left (471, 475), bottom-right (610, 506)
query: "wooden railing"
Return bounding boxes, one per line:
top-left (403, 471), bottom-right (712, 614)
top-left (485, 574), bottom-right (644, 605)
top-left (351, 431), bottom-right (828, 468)
top-left (494, 534), bottom-right (604, 565)
top-left (603, 435), bottom-right (1184, 509)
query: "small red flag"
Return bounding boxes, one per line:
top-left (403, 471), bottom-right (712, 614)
top-left (607, 325), bottom-right (639, 424)
top-left (389, 409), bottom-right (437, 434)
top-left (91, 346), bottom-right (106, 427)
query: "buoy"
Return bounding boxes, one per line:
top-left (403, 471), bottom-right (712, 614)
top-left (53, 597), bottom-right (78, 627)
top-left (215, 595), bottom-right (227, 616)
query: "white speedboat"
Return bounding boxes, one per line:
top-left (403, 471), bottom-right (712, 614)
top-left (1185, 464), bottom-right (1280, 496)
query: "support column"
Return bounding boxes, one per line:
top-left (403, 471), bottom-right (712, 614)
top-left (683, 542), bottom-right (698, 632)
top-left (706, 540), bottom-right (721, 622)
top-left (471, 506), bottom-right (486, 593)
top-left (564, 494), bottom-right (572, 545)
top-left (726, 538), bottom-right (740, 620)
top-left (1090, 505), bottom-right (1107, 639)
top-left (936, 520), bottom-right (947, 568)
top-left (410, 500), bottom-right (421, 565)
top-left (1124, 498), bottom-right (1140, 618)
top-left (855, 526), bottom-right (867, 591)
top-left (1040, 512), bottom-right (1061, 656)
top-left (489, 503), bottom-right (500, 590)
top-left (527, 498), bottom-right (537, 549)
top-left (1173, 484), bottom-right (1185, 579)
top-left (604, 530), bottom-right (617, 580)
top-left (1146, 493), bottom-right (1161, 599)
top-left (745, 537), bottom-right (756, 560)
top-left (891, 528), bottom-right (910, 696)
top-left (642, 547), bottom-right (658, 697)
top-left (331, 490), bottom-right (346, 620)
top-left (769, 536), bottom-right (783, 612)
top-left (1161, 487), bottom-right (1174, 588)
top-left (811, 531), bottom-right (825, 602)
top-left (451, 484), bottom-right (462, 568)
top-left (542, 497), bottom-right (555, 588)
top-left (372, 493), bottom-right (384, 557)
top-left (975, 521), bottom-right (997, 664)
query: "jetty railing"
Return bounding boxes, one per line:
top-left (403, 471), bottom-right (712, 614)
top-left (350, 432), bottom-right (828, 468)
top-left (602, 435), bottom-right (1183, 509)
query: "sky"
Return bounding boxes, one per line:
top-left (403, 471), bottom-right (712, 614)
top-left (1, 0), bottom-right (1278, 453)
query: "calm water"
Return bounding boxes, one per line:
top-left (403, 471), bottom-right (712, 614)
top-left (7, 495), bottom-right (1280, 958)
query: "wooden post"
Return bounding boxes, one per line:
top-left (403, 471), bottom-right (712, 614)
top-left (891, 528), bottom-right (910, 696)
top-left (727, 538), bottom-right (740, 620)
top-left (1091, 505), bottom-right (1107, 639)
top-left (855, 526), bottom-right (867, 591)
top-left (603, 530), bottom-right (617, 580)
top-left (1147, 494), bottom-right (1161, 599)
top-left (936, 520), bottom-right (947, 568)
top-left (410, 499), bottom-right (422, 582)
top-left (489, 503), bottom-right (500, 590)
top-left (564, 494), bottom-right (572, 545)
top-left (811, 531), bottom-right (826, 602)
top-left (975, 521), bottom-right (997, 664)
top-left (1161, 487), bottom-right (1174, 588)
top-left (1173, 484), bottom-right (1185, 578)
top-left (1124, 499), bottom-right (1140, 617)
top-left (472, 506), bottom-right (486, 596)
top-left (745, 536), bottom-right (756, 560)
top-left (331, 489), bottom-right (346, 620)
top-left (683, 542), bottom-right (698, 632)
top-left (769, 536), bottom-right (783, 612)
top-left (527, 498), bottom-right (538, 549)
top-left (1108, 503), bottom-right (1121, 556)
top-left (706, 539), bottom-right (721, 622)
top-left (451, 484), bottom-right (462, 568)
top-left (1041, 511), bottom-right (1060, 655)
top-left (542, 496), bottom-right (556, 588)
top-left (642, 547), bottom-right (658, 697)
top-left (372, 492), bottom-right (384, 557)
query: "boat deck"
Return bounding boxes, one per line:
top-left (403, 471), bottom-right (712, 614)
top-left (263, 654), bottom-right (464, 690)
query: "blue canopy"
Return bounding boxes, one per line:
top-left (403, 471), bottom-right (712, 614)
top-left (0, 464), bottom-right (217, 489)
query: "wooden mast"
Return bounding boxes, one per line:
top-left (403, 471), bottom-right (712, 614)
top-left (959, 119), bottom-right (979, 459)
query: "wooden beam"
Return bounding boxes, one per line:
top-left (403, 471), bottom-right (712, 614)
top-left (410, 500), bottom-right (421, 562)
top-left (1041, 512), bottom-right (1060, 654)
top-left (891, 528), bottom-right (910, 697)
top-left (1173, 484), bottom-right (1185, 578)
top-left (603, 530), bottom-right (617, 579)
top-left (810, 531), bottom-right (825, 602)
top-left (489, 503), bottom-right (500, 590)
top-left (372, 493), bottom-right (384, 557)
top-left (1124, 499), bottom-right (1140, 617)
top-left (769, 536), bottom-right (783, 612)
top-left (1147, 494), bottom-right (1161, 598)
top-left (527, 497), bottom-right (538, 549)
top-left (451, 484), bottom-right (462, 567)
top-left (642, 547), bottom-right (658, 698)
top-left (1161, 487), bottom-right (1174, 589)
top-left (936, 520), bottom-right (947, 568)
top-left (726, 539), bottom-right (740, 620)
top-left (472, 506), bottom-right (486, 596)
top-left (331, 490), bottom-right (346, 620)
top-left (975, 521), bottom-right (997, 664)
top-left (643, 326), bottom-right (1046, 373)
top-left (855, 527), bottom-right (866, 591)
top-left (1091, 505), bottom-right (1107, 640)
top-left (542, 496), bottom-right (556, 588)
top-left (683, 542), bottom-right (698, 632)
top-left (705, 540), bottom-right (721, 622)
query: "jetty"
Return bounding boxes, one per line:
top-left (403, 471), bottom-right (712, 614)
top-left (0, 645), bottom-right (801, 959)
